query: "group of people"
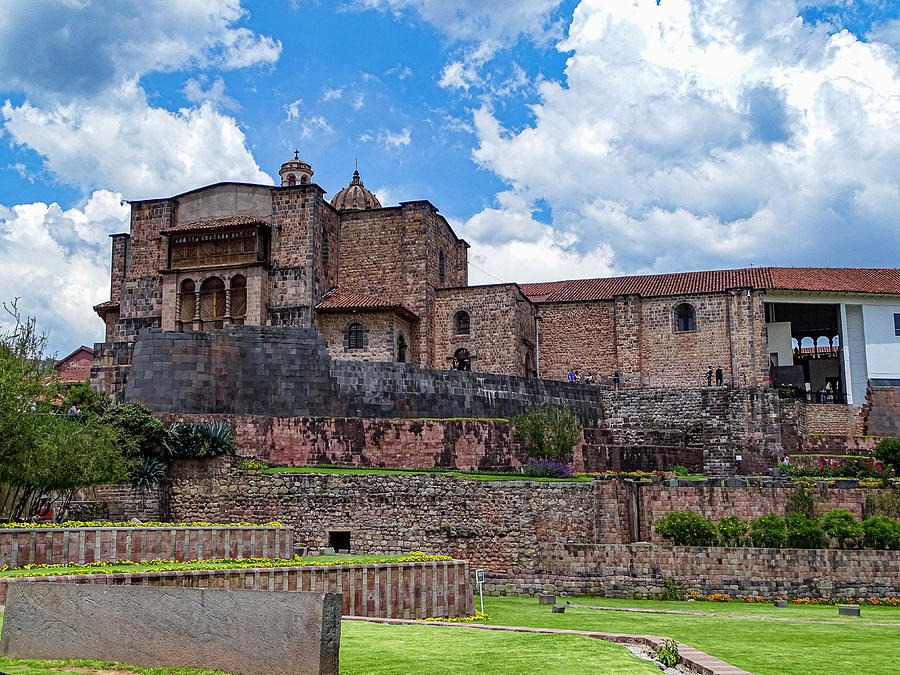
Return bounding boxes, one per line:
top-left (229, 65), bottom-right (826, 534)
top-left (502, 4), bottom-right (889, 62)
top-left (566, 369), bottom-right (622, 389)
top-left (705, 364), bottom-right (725, 387)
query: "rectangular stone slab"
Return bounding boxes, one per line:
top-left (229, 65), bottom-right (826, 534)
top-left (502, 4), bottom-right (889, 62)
top-left (0, 582), bottom-right (341, 675)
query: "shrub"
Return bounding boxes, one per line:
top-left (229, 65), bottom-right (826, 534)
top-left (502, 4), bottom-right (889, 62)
top-left (655, 511), bottom-right (717, 546)
top-left (100, 403), bottom-right (165, 459)
top-left (717, 515), bottom-right (750, 546)
top-left (862, 516), bottom-right (899, 550)
top-left (657, 639), bottom-right (680, 668)
top-left (785, 513), bottom-right (826, 549)
top-left (666, 465), bottom-right (689, 476)
top-left (750, 514), bottom-right (786, 548)
top-left (62, 382), bottom-right (110, 416)
top-left (822, 508), bottom-right (864, 549)
top-left (786, 486), bottom-right (818, 518)
top-left (164, 422), bottom-right (237, 459)
top-left (660, 577), bottom-right (684, 601)
top-left (865, 489), bottom-right (900, 519)
top-left (512, 404), bottom-right (581, 460)
top-left (237, 458), bottom-right (268, 471)
top-left (874, 438), bottom-right (900, 476)
top-left (521, 460), bottom-right (574, 479)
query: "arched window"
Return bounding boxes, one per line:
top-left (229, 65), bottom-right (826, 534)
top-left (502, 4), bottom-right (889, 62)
top-left (454, 310), bottom-right (470, 335)
top-left (347, 322), bottom-right (365, 350)
top-left (178, 279), bottom-right (195, 331)
top-left (674, 303), bottom-right (696, 332)
top-left (287, 174), bottom-right (296, 186)
top-left (300, 175), bottom-right (309, 185)
top-left (453, 347), bottom-right (471, 371)
top-left (397, 334), bottom-right (407, 363)
top-left (199, 277), bottom-right (226, 329)
top-left (438, 249), bottom-right (446, 285)
top-left (230, 275), bottom-right (247, 325)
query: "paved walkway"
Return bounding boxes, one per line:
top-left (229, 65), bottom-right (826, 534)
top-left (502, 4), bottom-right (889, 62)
top-left (568, 602), bottom-right (900, 627)
top-left (346, 615), bottom-right (752, 675)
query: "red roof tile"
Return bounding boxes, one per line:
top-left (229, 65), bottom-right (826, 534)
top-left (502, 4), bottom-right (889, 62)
top-left (162, 215), bottom-right (268, 234)
top-left (316, 288), bottom-right (419, 319)
top-left (520, 267), bottom-right (900, 303)
top-left (93, 300), bottom-right (119, 312)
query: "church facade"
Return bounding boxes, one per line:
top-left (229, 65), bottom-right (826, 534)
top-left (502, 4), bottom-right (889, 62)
top-left (93, 154), bottom-right (900, 406)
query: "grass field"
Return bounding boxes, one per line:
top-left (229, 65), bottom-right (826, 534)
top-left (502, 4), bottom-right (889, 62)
top-left (0, 554), bottom-right (429, 578)
top-left (2, 596), bottom-right (898, 674)
top-left (483, 596), bottom-right (900, 675)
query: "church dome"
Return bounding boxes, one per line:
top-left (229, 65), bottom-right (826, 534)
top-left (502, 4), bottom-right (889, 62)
top-left (330, 170), bottom-right (381, 211)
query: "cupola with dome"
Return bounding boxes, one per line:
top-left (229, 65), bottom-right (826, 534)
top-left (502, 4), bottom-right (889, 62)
top-left (279, 150), bottom-right (314, 186)
top-left (330, 169), bottom-right (382, 211)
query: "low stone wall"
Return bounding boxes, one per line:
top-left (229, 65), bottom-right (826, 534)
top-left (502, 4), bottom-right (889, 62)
top-left (0, 526), bottom-right (293, 568)
top-left (805, 404), bottom-right (857, 435)
top-left (67, 483), bottom-right (168, 522)
top-left (0, 560), bottom-right (474, 619)
top-left (492, 543), bottom-right (900, 599)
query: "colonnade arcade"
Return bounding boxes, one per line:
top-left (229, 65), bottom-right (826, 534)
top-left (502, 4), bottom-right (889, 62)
top-left (176, 274), bottom-right (247, 331)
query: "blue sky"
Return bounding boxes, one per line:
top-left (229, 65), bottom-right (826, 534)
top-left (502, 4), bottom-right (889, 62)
top-left (1, 0), bottom-right (899, 354)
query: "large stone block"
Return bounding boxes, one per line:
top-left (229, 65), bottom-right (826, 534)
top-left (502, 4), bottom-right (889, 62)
top-left (0, 583), bottom-right (341, 675)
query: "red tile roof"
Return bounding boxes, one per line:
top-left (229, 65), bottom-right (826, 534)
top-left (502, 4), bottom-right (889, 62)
top-left (520, 267), bottom-right (900, 303)
top-left (162, 215), bottom-right (268, 234)
top-left (92, 300), bottom-right (119, 312)
top-left (316, 288), bottom-right (419, 319)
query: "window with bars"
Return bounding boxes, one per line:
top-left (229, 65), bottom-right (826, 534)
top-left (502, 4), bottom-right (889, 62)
top-left (230, 275), bottom-right (247, 325)
top-left (454, 310), bottom-right (470, 335)
top-left (348, 322), bottom-right (365, 350)
top-left (178, 279), bottom-right (195, 330)
top-left (200, 277), bottom-right (226, 329)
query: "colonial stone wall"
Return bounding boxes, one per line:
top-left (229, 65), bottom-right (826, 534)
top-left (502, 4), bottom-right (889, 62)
top-left (0, 526), bottom-right (292, 568)
top-left (317, 311), bottom-right (410, 363)
top-left (433, 284), bottom-right (535, 376)
top-left (535, 290), bottom-right (768, 388)
top-left (0, 560), bottom-right (475, 619)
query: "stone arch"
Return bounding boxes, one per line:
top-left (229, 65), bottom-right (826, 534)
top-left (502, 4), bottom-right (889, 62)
top-left (199, 276), bottom-right (226, 329)
top-left (178, 278), bottom-right (195, 330)
top-left (452, 347), bottom-right (471, 371)
top-left (287, 174), bottom-right (296, 186)
top-left (230, 274), bottom-right (247, 325)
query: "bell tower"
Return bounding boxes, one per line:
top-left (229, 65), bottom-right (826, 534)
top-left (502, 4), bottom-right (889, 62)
top-left (279, 149), bottom-right (314, 186)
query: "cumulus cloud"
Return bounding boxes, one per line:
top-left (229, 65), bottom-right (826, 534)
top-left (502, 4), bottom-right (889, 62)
top-left (465, 0), bottom-right (900, 275)
top-left (2, 81), bottom-right (271, 199)
top-left (380, 128), bottom-right (412, 149)
top-left (0, 0), bottom-right (281, 100)
top-left (183, 76), bottom-right (240, 111)
top-left (0, 191), bottom-right (129, 354)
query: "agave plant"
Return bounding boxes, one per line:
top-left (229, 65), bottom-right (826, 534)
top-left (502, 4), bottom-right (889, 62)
top-left (203, 421), bottom-right (237, 457)
top-left (130, 456), bottom-right (166, 489)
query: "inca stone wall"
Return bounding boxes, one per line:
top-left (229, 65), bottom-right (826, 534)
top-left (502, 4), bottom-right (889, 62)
top-left (122, 324), bottom-right (783, 475)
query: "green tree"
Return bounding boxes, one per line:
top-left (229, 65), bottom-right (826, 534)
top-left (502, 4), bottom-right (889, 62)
top-left (861, 516), bottom-right (899, 550)
top-left (822, 508), bottom-right (864, 549)
top-left (62, 382), bottom-right (110, 417)
top-left (717, 515), bottom-right (750, 546)
top-left (0, 302), bottom-right (133, 520)
top-left (873, 437), bottom-right (900, 476)
top-left (512, 404), bottom-right (581, 461)
top-left (100, 402), bottom-right (165, 459)
top-left (750, 514), bottom-right (786, 548)
top-left (654, 511), bottom-right (717, 546)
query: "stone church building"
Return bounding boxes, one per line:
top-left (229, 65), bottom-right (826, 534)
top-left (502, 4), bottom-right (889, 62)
top-left (93, 153), bottom-right (900, 408)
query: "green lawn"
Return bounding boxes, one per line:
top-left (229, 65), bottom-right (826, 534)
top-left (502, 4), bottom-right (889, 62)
top-left (0, 618), bottom-right (657, 675)
top-left (483, 596), bottom-right (900, 675)
top-left (0, 554), bottom-right (433, 578)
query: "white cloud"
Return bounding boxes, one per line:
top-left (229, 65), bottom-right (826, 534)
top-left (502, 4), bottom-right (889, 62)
top-left (1, 81), bottom-right (271, 199)
top-left (385, 65), bottom-right (413, 79)
top-left (0, 0), bottom-right (281, 99)
top-left (380, 128), bottom-right (412, 149)
top-left (300, 115), bottom-right (335, 139)
top-left (465, 0), bottom-right (900, 274)
top-left (0, 191), bottom-right (129, 354)
top-left (322, 87), bottom-right (344, 102)
top-left (183, 76), bottom-right (240, 111)
top-left (438, 61), bottom-right (480, 91)
top-left (352, 93), bottom-right (366, 111)
top-left (284, 98), bottom-right (303, 122)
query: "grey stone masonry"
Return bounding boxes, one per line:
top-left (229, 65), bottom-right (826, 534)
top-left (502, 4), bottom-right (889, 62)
top-left (0, 583), bottom-right (341, 675)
